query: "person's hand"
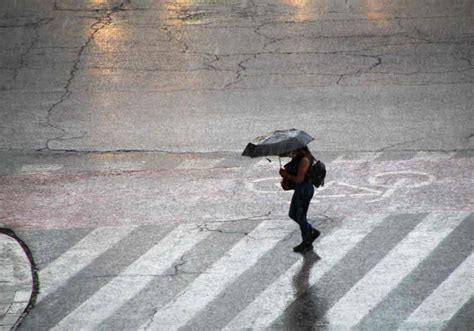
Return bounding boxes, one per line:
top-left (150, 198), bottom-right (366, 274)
top-left (279, 168), bottom-right (287, 178)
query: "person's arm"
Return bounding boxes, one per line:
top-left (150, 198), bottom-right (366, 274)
top-left (279, 157), bottom-right (310, 184)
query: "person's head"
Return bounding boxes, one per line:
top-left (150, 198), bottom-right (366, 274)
top-left (288, 146), bottom-right (314, 160)
top-left (288, 148), bottom-right (303, 158)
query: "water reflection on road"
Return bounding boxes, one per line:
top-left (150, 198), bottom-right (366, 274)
top-left (7, 0), bottom-right (468, 152)
top-left (281, 251), bottom-right (329, 330)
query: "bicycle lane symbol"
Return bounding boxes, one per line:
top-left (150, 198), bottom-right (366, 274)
top-left (366, 171), bottom-right (436, 203)
top-left (245, 178), bottom-right (382, 200)
top-left (246, 171), bottom-right (435, 203)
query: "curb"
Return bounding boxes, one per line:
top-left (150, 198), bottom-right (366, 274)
top-left (0, 229), bottom-right (38, 330)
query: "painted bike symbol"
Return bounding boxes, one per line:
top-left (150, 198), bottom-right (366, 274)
top-left (366, 171), bottom-right (435, 202)
top-left (248, 171), bottom-right (435, 203)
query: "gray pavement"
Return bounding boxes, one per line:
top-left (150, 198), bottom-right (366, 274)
top-left (0, 230), bottom-right (34, 331)
top-left (2, 150), bottom-right (473, 330)
top-left (1, 0), bottom-right (473, 330)
top-left (0, 0), bottom-right (472, 153)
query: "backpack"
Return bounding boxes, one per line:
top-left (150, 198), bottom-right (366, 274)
top-left (310, 160), bottom-right (326, 188)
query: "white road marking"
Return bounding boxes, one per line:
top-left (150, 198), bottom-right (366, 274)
top-left (247, 178), bottom-right (383, 198)
top-left (51, 223), bottom-right (211, 331)
top-left (368, 171), bottom-right (435, 189)
top-left (332, 153), bottom-right (382, 163)
top-left (317, 181), bottom-right (382, 198)
top-left (399, 252), bottom-right (474, 330)
top-left (367, 171), bottom-right (436, 203)
top-left (246, 176), bottom-right (293, 195)
top-left (20, 164), bottom-right (63, 174)
top-left (223, 215), bottom-right (388, 330)
top-left (414, 151), bottom-right (456, 160)
top-left (38, 226), bottom-right (137, 302)
top-left (325, 212), bottom-right (470, 328)
top-left (138, 219), bottom-right (295, 331)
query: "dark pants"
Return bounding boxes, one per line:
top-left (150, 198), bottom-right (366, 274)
top-left (289, 182), bottom-right (315, 243)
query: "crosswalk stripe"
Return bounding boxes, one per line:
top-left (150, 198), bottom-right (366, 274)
top-left (353, 213), bottom-right (474, 329)
top-left (325, 212), bottom-right (470, 328)
top-left (223, 215), bottom-right (388, 330)
top-left (138, 219), bottom-right (295, 331)
top-left (51, 223), bottom-right (211, 330)
top-left (399, 252), bottom-right (474, 330)
top-left (38, 226), bottom-right (137, 302)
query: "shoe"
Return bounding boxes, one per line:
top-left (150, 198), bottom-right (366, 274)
top-left (310, 229), bottom-right (321, 243)
top-left (293, 242), bottom-right (313, 253)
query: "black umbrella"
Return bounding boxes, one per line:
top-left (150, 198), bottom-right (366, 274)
top-left (242, 129), bottom-right (314, 161)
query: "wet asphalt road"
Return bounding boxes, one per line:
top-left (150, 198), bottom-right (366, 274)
top-left (1, 0), bottom-right (473, 153)
top-left (1, 0), bottom-right (473, 330)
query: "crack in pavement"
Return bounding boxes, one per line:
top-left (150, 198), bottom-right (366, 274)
top-left (78, 64), bottom-right (232, 73)
top-left (161, 25), bottom-right (190, 53)
top-left (200, 53), bottom-right (253, 74)
top-left (337, 68), bottom-right (363, 85)
top-left (2, 2), bottom-right (472, 152)
top-left (5, 18), bottom-right (53, 84)
top-left (198, 222), bottom-right (298, 242)
top-left (335, 53), bottom-right (381, 84)
top-left (254, 22), bottom-right (285, 50)
top-left (141, 307), bottom-right (158, 331)
top-left (0, 22), bottom-right (44, 28)
top-left (366, 67), bottom-right (474, 76)
top-left (366, 55), bottom-right (383, 71)
top-left (377, 138), bottom-right (427, 152)
top-left (266, 15), bottom-right (468, 26)
top-left (195, 212), bottom-right (300, 242)
top-left (172, 257), bottom-right (187, 275)
top-left (199, 212), bottom-right (273, 224)
top-left (171, 256), bottom-right (207, 277)
top-left (202, 53), bottom-right (222, 71)
top-left (460, 56), bottom-right (473, 67)
top-left (411, 26), bottom-right (435, 43)
top-left (215, 49), bottom-right (387, 87)
top-left (42, 2), bottom-right (127, 152)
top-left (224, 54), bottom-right (256, 88)
top-left (53, 0), bottom-right (131, 12)
top-left (197, 223), bottom-right (251, 236)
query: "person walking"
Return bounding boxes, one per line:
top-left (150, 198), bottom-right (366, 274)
top-left (279, 146), bottom-right (320, 253)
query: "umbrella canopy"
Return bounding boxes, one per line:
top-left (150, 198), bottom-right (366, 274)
top-left (242, 129), bottom-right (314, 158)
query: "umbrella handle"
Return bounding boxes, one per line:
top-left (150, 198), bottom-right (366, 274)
top-left (279, 156), bottom-right (282, 168)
